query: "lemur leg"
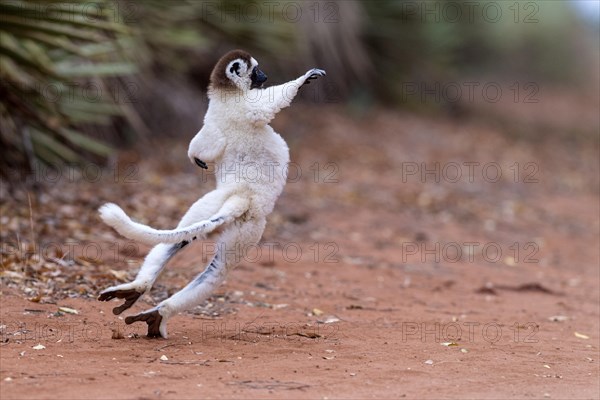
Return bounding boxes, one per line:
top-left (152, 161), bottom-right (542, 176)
top-left (98, 189), bottom-right (231, 314)
top-left (98, 242), bottom-right (187, 315)
top-left (126, 218), bottom-right (266, 338)
top-left (125, 251), bottom-right (227, 338)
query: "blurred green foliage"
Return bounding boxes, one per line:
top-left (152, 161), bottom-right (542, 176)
top-left (1, 0), bottom-right (595, 177)
top-left (362, 0), bottom-right (589, 105)
top-left (0, 0), bottom-right (138, 176)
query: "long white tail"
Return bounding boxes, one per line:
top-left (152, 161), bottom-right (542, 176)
top-left (98, 203), bottom-right (222, 245)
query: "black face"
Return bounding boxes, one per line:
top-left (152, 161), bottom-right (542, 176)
top-left (250, 66), bottom-right (267, 89)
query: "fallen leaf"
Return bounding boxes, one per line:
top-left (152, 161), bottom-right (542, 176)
top-left (511, 283), bottom-right (555, 294)
top-left (227, 379), bottom-right (310, 390)
top-left (346, 304), bottom-right (363, 310)
top-left (312, 308), bottom-right (324, 316)
top-left (109, 269), bottom-right (129, 281)
top-left (294, 331), bottom-right (321, 339)
top-left (574, 332), bottom-right (589, 339)
top-left (504, 256), bottom-right (516, 266)
top-left (321, 316), bottom-right (340, 324)
top-left (475, 285), bottom-right (498, 295)
top-left (441, 342), bottom-right (459, 347)
top-left (548, 315), bottom-right (568, 322)
top-left (111, 329), bottom-right (124, 340)
top-left (58, 307), bottom-right (78, 315)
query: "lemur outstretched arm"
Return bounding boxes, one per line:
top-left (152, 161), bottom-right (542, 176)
top-left (99, 195), bottom-right (249, 245)
top-left (246, 68), bottom-right (326, 126)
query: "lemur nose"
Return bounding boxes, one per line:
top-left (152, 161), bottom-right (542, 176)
top-left (258, 70), bottom-right (267, 83)
top-left (194, 158), bottom-right (208, 169)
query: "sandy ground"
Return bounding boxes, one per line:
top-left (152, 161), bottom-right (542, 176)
top-left (1, 107), bottom-right (599, 399)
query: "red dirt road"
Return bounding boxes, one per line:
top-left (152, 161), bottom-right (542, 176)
top-left (1, 108), bottom-right (599, 399)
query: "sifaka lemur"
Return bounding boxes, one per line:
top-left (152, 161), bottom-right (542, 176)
top-left (98, 50), bottom-right (326, 338)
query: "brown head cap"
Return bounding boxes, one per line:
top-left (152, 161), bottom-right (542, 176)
top-left (209, 49), bottom-right (253, 90)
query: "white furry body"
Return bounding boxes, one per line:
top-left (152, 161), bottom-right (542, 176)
top-left (98, 65), bottom-right (324, 338)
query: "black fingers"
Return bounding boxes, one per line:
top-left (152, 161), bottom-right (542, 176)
top-left (309, 69), bottom-right (326, 78)
top-left (303, 76), bottom-right (318, 85)
top-left (98, 288), bottom-right (143, 315)
top-left (98, 291), bottom-right (116, 302)
top-left (112, 292), bottom-right (143, 315)
top-left (303, 70), bottom-right (325, 86)
top-left (99, 288), bottom-right (138, 302)
top-left (194, 158), bottom-right (208, 169)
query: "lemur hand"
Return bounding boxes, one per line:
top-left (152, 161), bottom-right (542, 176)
top-left (302, 68), bottom-right (326, 85)
top-left (194, 157), bottom-right (208, 169)
top-left (98, 283), bottom-right (145, 315)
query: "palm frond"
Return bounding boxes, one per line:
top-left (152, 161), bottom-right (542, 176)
top-left (0, 0), bottom-right (137, 177)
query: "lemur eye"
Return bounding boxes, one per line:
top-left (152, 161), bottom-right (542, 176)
top-left (229, 62), bottom-right (240, 76)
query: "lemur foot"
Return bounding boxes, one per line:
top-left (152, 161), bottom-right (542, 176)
top-left (125, 308), bottom-right (167, 338)
top-left (303, 68), bottom-right (326, 85)
top-left (98, 284), bottom-right (145, 315)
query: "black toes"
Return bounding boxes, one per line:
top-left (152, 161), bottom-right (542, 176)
top-left (125, 309), bottom-right (163, 338)
top-left (147, 322), bottom-right (162, 338)
top-left (113, 305), bottom-right (126, 315)
top-left (124, 310), bottom-right (152, 324)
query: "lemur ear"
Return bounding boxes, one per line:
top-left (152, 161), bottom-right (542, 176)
top-left (229, 62), bottom-right (240, 76)
top-left (226, 59), bottom-right (248, 80)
